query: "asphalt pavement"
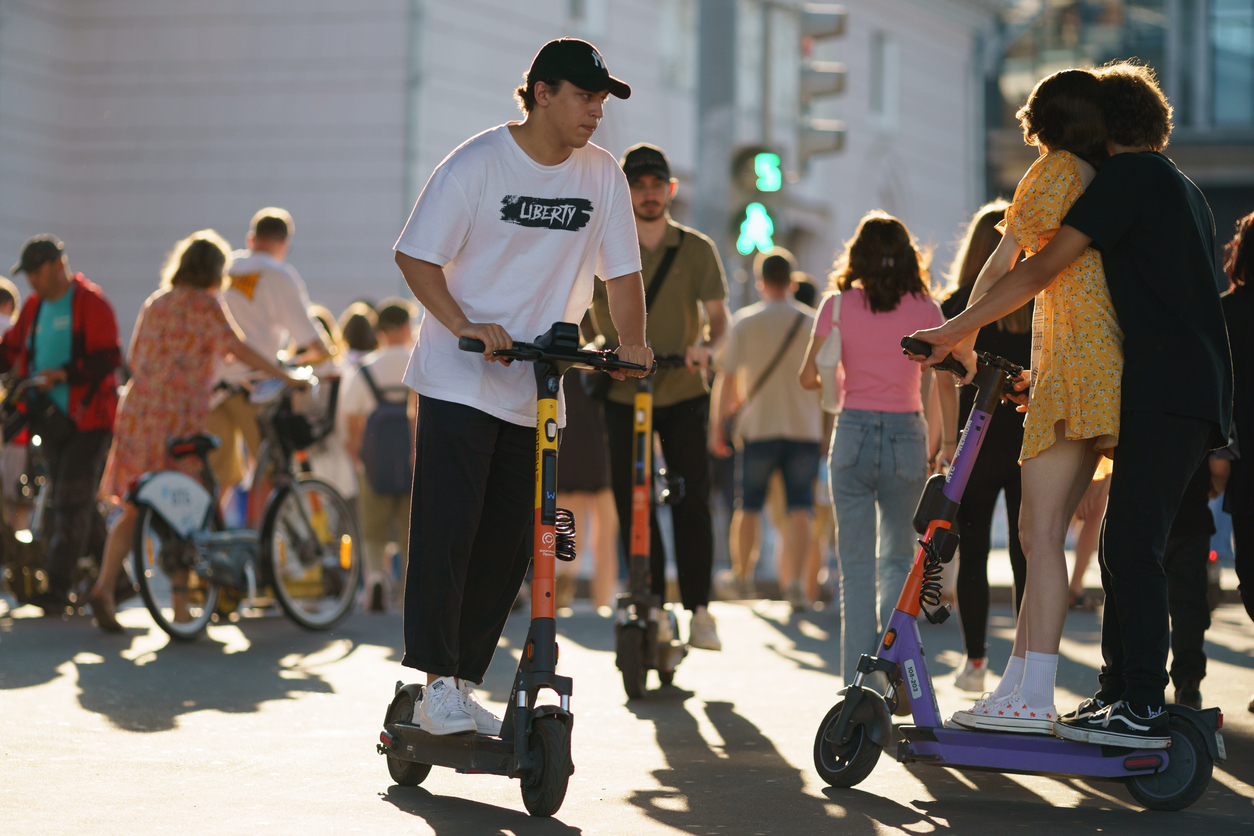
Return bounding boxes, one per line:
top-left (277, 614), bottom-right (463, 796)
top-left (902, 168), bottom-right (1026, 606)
top-left (2, 593), bottom-right (1252, 835)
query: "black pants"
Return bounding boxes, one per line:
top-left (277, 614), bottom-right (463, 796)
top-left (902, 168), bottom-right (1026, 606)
top-left (604, 395), bottom-right (714, 611)
top-left (42, 429), bottom-right (111, 598)
top-left (1230, 510), bottom-right (1254, 622)
top-left (402, 398), bottom-right (534, 683)
top-left (1163, 533), bottom-right (1210, 687)
top-left (954, 422), bottom-right (1027, 659)
top-left (1096, 411), bottom-right (1211, 706)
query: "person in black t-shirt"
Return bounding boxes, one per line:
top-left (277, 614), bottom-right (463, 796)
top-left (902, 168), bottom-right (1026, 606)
top-left (940, 200), bottom-right (1033, 694)
top-left (913, 63), bottom-right (1232, 748)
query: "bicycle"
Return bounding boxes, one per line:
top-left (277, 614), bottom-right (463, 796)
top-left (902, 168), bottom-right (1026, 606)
top-left (129, 370), bottom-right (362, 640)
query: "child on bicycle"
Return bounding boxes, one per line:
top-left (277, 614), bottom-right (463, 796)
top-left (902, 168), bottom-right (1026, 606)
top-left (914, 69), bottom-right (1123, 732)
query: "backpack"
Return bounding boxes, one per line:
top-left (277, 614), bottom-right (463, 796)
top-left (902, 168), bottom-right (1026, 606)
top-left (357, 365), bottom-right (413, 495)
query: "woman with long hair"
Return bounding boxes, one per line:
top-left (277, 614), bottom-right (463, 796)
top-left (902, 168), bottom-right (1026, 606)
top-left (87, 230), bottom-right (305, 631)
top-left (912, 69), bottom-right (1123, 730)
top-left (1221, 211), bottom-right (1254, 638)
top-left (799, 211), bottom-right (956, 685)
top-left (940, 200), bottom-right (1032, 692)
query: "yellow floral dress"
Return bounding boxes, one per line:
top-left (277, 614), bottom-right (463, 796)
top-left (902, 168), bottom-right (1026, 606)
top-left (998, 150), bottom-right (1123, 462)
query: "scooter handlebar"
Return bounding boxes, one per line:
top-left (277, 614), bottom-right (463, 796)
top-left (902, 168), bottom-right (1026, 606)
top-left (458, 336), bottom-right (486, 353)
top-left (900, 337), bottom-right (972, 378)
top-left (457, 335), bottom-right (652, 374)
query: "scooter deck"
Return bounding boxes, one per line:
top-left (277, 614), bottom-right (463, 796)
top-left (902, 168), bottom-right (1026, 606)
top-left (897, 724), bottom-right (1170, 779)
top-left (383, 722), bottom-right (515, 777)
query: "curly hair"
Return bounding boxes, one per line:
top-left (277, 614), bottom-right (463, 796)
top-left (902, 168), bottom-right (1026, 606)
top-left (1225, 211), bottom-right (1254, 290)
top-left (1095, 61), bottom-right (1173, 150)
top-left (161, 229), bottom-right (230, 290)
top-left (1016, 69), bottom-right (1108, 168)
top-left (828, 211), bottom-right (931, 313)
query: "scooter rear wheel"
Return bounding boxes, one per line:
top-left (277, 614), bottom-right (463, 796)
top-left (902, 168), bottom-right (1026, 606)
top-left (617, 626), bottom-right (648, 700)
top-left (384, 690), bottom-right (432, 787)
top-left (521, 713), bottom-right (572, 817)
top-left (813, 699), bottom-right (882, 788)
top-left (1124, 716), bottom-right (1213, 811)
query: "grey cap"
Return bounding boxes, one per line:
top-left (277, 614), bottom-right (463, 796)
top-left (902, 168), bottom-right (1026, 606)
top-left (12, 234), bottom-right (64, 275)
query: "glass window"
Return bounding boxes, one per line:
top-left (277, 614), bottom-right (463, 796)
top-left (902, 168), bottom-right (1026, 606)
top-left (1212, 0), bottom-right (1254, 125)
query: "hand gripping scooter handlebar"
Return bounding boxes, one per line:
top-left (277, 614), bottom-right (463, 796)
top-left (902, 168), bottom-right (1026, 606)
top-left (377, 321), bottom-right (649, 818)
top-left (809, 336), bottom-right (1225, 811)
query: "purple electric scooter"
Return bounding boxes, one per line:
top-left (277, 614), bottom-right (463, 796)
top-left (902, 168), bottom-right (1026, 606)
top-left (811, 337), bottom-right (1227, 811)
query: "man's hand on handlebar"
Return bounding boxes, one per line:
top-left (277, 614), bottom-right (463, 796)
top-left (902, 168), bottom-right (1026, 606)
top-left (610, 343), bottom-right (653, 380)
top-left (905, 326), bottom-right (978, 384)
top-left (458, 321), bottom-right (513, 365)
top-left (684, 344), bottom-right (713, 374)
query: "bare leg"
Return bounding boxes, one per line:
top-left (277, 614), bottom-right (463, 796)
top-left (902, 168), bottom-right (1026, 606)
top-left (88, 503), bottom-right (138, 631)
top-left (590, 487), bottom-right (619, 609)
top-left (1069, 474), bottom-right (1110, 597)
top-left (782, 508), bottom-right (812, 603)
top-left (730, 509), bottom-right (761, 595)
top-left (1012, 422), bottom-right (1102, 661)
top-left (806, 504), bottom-right (834, 603)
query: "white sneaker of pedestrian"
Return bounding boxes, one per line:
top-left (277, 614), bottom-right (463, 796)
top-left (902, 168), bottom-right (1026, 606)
top-left (417, 677), bottom-right (476, 735)
top-left (458, 680), bottom-right (502, 736)
top-left (688, 608), bottom-right (722, 651)
top-left (954, 658), bottom-right (987, 692)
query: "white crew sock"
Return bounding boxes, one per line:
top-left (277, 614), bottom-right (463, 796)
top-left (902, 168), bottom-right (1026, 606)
top-left (991, 654), bottom-right (1026, 700)
top-left (1020, 650), bottom-right (1059, 707)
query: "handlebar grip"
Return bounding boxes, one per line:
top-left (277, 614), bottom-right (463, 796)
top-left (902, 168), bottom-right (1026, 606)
top-left (900, 336), bottom-right (969, 377)
top-left (458, 337), bottom-right (487, 353)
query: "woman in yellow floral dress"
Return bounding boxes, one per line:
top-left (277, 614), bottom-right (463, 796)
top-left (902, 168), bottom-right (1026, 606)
top-left (88, 230), bottom-right (303, 632)
top-left (912, 69), bottom-right (1123, 732)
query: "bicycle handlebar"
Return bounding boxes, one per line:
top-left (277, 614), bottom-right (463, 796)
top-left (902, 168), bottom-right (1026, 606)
top-left (458, 336), bottom-right (653, 373)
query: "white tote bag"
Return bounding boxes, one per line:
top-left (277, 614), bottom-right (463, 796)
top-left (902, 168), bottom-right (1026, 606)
top-left (814, 291), bottom-right (843, 414)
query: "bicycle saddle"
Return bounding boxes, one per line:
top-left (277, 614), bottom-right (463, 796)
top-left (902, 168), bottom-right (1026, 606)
top-left (167, 433), bottom-right (222, 459)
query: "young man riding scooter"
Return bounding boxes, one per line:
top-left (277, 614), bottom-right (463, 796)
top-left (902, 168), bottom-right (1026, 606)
top-left (393, 38), bottom-right (652, 736)
top-left (912, 63), bottom-right (1232, 747)
top-left (589, 143), bottom-right (729, 651)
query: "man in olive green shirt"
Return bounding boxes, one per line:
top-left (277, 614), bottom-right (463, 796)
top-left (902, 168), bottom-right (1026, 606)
top-left (590, 143), bottom-right (728, 650)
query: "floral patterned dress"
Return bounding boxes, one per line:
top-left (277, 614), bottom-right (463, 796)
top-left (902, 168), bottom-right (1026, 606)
top-left (998, 150), bottom-right (1123, 462)
top-left (101, 286), bottom-right (237, 498)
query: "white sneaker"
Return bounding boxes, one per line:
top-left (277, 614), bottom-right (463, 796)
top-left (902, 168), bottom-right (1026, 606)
top-left (417, 677), bottom-right (476, 735)
top-left (954, 658), bottom-right (987, 692)
top-left (949, 691), bottom-right (997, 729)
top-left (967, 688), bottom-right (1056, 733)
top-left (458, 680), bottom-right (502, 736)
top-left (688, 608), bottom-right (722, 651)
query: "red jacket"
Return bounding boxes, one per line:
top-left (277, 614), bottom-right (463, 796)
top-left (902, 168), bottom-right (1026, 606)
top-left (0, 274), bottom-right (121, 432)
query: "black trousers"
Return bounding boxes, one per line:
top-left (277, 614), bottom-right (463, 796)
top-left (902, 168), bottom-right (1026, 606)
top-left (1230, 511), bottom-right (1254, 623)
top-left (43, 429), bottom-right (111, 598)
top-left (403, 398), bottom-right (534, 683)
top-left (604, 395), bottom-right (714, 611)
top-left (954, 423), bottom-right (1027, 660)
top-left (1163, 533), bottom-right (1210, 687)
top-left (1096, 410), bottom-right (1211, 706)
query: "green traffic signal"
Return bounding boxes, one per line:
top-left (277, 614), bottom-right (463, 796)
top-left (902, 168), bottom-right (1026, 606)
top-left (754, 152), bottom-right (782, 192)
top-left (736, 203), bottom-right (776, 255)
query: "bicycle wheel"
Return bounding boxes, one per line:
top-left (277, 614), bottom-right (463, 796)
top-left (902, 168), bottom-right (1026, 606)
top-left (133, 506), bottom-right (219, 641)
top-left (263, 475), bottom-right (361, 630)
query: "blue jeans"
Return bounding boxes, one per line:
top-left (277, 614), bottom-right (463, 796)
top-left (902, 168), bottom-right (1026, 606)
top-left (829, 409), bottom-right (928, 682)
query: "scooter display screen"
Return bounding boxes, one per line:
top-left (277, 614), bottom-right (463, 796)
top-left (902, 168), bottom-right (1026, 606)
top-left (542, 448), bottom-right (558, 525)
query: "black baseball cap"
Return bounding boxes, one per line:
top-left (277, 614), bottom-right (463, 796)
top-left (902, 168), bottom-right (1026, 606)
top-left (12, 234), bottom-right (64, 275)
top-left (621, 143), bottom-right (671, 184)
top-left (527, 38), bottom-right (631, 100)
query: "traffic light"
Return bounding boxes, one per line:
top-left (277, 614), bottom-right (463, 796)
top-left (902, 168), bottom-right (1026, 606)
top-left (736, 203), bottom-right (776, 256)
top-left (799, 4), bottom-right (847, 167)
top-left (730, 145), bottom-right (783, 255)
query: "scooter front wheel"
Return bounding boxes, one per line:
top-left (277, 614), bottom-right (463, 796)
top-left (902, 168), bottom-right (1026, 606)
top-left (384, 689), bottom-right (432, 787)
top-left (616, 626), bottom-right (648, 700)
top-left (521, 713), bottom-right (573, 817)
top-left (1124, 716), bottom-right (1213, 811)
top-left (813, 699), bottom-right (882, 788)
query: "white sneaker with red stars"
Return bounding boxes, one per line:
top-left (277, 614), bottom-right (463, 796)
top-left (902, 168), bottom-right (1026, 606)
top-left (968, 688), bottom-right (1056, 733)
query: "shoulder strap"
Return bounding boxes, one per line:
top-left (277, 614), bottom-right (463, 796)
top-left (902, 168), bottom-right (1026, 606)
top-left (743, 311), bottom-right (807, 404)
top-left (644, 229), bottom-right (685, 312)
top-left (358, 364), bottom-right (385, 406)
top-left (829, 291), bottom-right (842, 326)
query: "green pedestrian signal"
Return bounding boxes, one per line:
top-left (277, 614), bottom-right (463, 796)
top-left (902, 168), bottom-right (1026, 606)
top-left (736, 203), bottom-right (776, 255)
top-left (754, 153), bottom-right (783, 192)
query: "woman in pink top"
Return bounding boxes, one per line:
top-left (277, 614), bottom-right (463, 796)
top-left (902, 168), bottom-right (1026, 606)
top-left (800, 212), bottom-right (956, 685)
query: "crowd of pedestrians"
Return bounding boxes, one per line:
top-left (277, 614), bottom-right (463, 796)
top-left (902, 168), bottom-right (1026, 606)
top-left (2, 36), bottom-right (1252, 739)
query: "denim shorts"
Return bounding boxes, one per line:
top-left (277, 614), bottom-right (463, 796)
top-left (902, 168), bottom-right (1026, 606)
top-left (736, 439), bottom-right (821, 511)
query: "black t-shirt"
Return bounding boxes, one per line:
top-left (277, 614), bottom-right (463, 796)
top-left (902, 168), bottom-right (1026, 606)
top-left (1062, 152), bottom-right (1232, 447)
top-left (941, 286), bottom-right (1033, 437)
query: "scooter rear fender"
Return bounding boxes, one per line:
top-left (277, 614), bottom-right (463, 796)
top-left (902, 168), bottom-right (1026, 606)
top-left (1166, 704), bottom-right (1225, 762)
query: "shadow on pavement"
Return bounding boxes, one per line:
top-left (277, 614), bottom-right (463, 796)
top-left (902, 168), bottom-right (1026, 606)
top-left (381, 785), bottom-right (583, 835)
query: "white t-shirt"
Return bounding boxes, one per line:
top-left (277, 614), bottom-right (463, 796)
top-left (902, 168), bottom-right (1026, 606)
top-left (394, 124), bottom-right (641, 427)
top-left (341, 345), bottom-right (412, 418)
top-left (216, 250), bottom-right (321, 385)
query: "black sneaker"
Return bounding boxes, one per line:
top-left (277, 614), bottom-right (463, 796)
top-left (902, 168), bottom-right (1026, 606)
top-left (1053, 700), bottom-right (1170, 748)
top-left (370, 583), bottom-right (386, 613)
top-left (1058, 696), bottom-right (1106, 723)
top-left (1174, 680), bottom-right (1202, 710)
